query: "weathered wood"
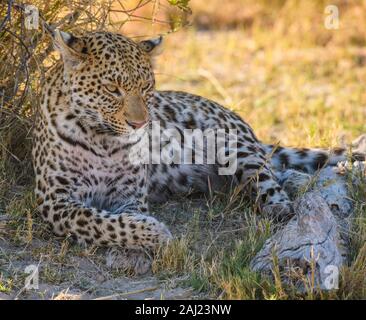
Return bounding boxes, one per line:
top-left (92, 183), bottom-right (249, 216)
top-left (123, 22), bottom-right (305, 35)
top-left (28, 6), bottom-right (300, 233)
top-left (250, 192), bottom-right (346, 290)
top-left (351, 134), bottom-right (366, 154)
top-left (251, 160), bottom-right (365, 290)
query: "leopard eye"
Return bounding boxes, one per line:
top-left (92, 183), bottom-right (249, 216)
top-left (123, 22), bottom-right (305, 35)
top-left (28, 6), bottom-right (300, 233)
top-left (104, 84), bottom-right (122, 96)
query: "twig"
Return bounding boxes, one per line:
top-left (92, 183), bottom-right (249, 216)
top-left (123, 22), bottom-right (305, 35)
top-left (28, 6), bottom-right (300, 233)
top-left (93, 286), bottom-right (159, 300)
top-left (0, 0), bottom-right (13, 34)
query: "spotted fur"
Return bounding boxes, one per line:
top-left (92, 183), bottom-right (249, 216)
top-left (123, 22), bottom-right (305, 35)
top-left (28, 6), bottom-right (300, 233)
top-left (32, 30), bottom-right (364, 251)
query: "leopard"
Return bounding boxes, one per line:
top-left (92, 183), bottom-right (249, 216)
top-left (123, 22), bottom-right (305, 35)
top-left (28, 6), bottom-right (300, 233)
top-left (32, 29), bottom-right (365, 258)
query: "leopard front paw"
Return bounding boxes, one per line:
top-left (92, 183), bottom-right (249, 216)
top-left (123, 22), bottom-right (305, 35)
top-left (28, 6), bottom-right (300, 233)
top-left (125, 214), bottom-right (173, 250)
top-left (261, 202), bottom-right (294, 223)
top-left (106, 248), bottom-right (152, 275)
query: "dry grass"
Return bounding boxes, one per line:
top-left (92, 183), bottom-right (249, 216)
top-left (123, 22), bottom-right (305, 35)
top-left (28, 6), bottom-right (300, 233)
top-left (1, 0), bottom-right (366, 299)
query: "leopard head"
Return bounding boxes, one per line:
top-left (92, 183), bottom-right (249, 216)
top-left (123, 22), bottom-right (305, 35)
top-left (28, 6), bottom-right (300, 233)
top-left (52, 29), bottom-right (162, 135)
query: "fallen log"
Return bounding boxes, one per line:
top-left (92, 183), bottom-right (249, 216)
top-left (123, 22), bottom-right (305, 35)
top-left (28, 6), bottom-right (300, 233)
top-left (251, 161), bottom-right (365, 291)
top-left (351, 133), bottom-right (366, 154)
top-left (250, 192), bottom-right (346, 290)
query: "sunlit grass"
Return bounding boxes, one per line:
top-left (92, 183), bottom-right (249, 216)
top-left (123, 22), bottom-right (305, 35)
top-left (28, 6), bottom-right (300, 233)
top-left (155, 29), bottom-right (366, 147)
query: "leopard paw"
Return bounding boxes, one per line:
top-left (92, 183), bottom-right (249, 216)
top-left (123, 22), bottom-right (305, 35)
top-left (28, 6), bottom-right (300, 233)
top-left (262, 202), bottom-right (294, 223)
top-left (106, 248), bottom-right (152, 275)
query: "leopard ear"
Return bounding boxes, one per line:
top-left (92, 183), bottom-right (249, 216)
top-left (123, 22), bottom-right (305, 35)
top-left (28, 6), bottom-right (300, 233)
top-left (139, 36), bottom-right (163, 57)
top-left (52, 29), bottom-right (88, 70)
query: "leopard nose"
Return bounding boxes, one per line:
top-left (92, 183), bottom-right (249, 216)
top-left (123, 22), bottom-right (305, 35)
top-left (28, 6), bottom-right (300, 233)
top-left (127, 119), bottom-right (149, 129)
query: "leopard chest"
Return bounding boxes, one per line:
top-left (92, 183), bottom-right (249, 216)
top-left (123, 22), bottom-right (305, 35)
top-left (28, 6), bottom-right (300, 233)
top-left (51, 140), bottom-right (145, 212)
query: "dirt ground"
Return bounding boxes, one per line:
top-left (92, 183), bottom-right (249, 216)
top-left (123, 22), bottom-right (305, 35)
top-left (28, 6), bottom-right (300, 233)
top-left (1, 194), bottom-right (245, 300)
top-left (0, 242), bottom-right (196, 300)
top-left (0, 202), bottom-right (201, 300)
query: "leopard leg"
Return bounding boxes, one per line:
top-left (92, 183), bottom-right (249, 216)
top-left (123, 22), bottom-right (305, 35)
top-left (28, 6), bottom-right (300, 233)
top-left (223, 137), bottom-right (294, 221)
top-left (39, 195), bottom-right (172, 250)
